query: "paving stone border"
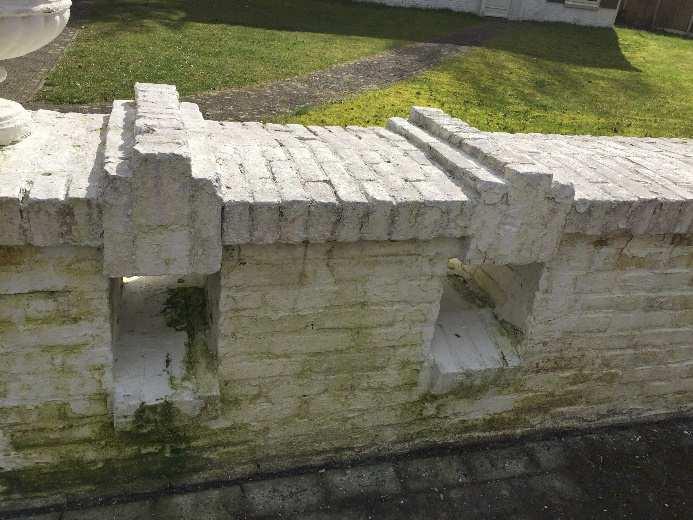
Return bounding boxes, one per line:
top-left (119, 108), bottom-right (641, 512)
top-left (24, 22), bottom-right (501, 120)
top-left (7, 417), bottom-right (693, 519)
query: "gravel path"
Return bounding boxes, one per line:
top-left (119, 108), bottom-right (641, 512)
top-left (186, 22), bottom-right (501, 121)
top-left (23, 22), bottom-right (502, 121)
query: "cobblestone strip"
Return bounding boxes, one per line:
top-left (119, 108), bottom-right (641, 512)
top-left (25, 22), bottom-right (502, 119)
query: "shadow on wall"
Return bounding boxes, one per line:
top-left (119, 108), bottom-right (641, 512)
top-left (75, 0), bottom-right (637, 71)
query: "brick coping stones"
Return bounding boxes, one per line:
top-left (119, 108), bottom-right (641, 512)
top-left (1, 82), bottom-right (691, 267)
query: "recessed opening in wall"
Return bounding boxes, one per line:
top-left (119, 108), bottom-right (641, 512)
top-left (427, 259), bottom-right (543, 394)
top-left (110, 274), bottom-right (220, 430)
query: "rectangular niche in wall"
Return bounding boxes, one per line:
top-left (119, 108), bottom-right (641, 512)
top-left (110, 274), bottom-right (220, 430)
top-left (426, 259), bottom-right (543, 395)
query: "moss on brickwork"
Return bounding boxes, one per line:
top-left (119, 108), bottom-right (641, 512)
top-left (24, 316), bottom-right (88, 328)
top-left (6, 237), bottom-right (688, 506)
top-left (514, 390), bottom-right (584, 416)
top-left (0, 401), bottom-right (214, 498)
top-left (37, 342), bottom-right (91, 355)
top-left (161, 286), bottom-right (218, 382)
top-left (0, 446), bottom-right (212, 498)
top-left (0, 246), bottom-right (32, 266)
top-left (395, 362), bottom-right (588, 441)
top-left (162, 287), bottom-right (207, 341)
top-left (0, 319), bottom-right (12, 334)
top-left (408, 389), bottom-right (582, 440)
top-left (0, 251), bottom-right (221, 502)
top-left (400, 392), bottom-right (439, 422)
top-left (448, 272), bottom-right (494, 309)
top-left (0, 354), bottom-right (611, 504)
top-left (453, 373), bottom-right (513, 401)
top-left (497, 318), bottom-right (525, 345)
top-left (129, 401), bottom-right (186, 443)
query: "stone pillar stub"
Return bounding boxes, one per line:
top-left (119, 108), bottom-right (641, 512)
top-left (102, 83), bottom-right (221, 277)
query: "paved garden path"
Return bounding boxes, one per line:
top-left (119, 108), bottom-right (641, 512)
top-left (186, 22), bottom-right (500, 122)
top-left (5, 416), bottom-right (693, 519)
top-left (23, 22), bottom-right (501, 121)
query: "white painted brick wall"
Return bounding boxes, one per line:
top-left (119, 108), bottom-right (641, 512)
top-left (213, 240), bottom-right (456, 430)
top-left (0, 235), bottom-right (692, 507)
top-left (354, 0), bottom-right (618, 27)
top-left (0, 87), bottom-right (691, 508)
top-left (511, 233), bottom-right (693, 422)
top-left (0, 246), bottom-right (112, 476)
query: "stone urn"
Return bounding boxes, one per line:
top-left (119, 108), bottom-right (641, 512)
top-left (0, 0), bottom-right (71, 145)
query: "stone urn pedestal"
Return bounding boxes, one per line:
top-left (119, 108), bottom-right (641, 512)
top-left (0, 0), bottom-right (71, 145)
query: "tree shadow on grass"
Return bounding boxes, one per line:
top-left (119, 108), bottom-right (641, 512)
top-left (74, 0), bottom-right (637, 71)
top-left (74, 0), bottom-right (482, 44)
top-left (432, 30), bottom-right (653, 135)
top-left (479, 21), bottom-right (640, 72)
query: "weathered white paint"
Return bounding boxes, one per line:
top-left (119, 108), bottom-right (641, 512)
top-left (0, 84), bottom-right (691, 510)
top-left (112, 275), bottom-right (219, 429)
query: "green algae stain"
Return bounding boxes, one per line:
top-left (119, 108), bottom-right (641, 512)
top-left (162, 287), bottom-right (208, 343)
top-left (2, 288), bottom-right (232, 502)
top-left (514, 390), bottom-right (584, 416)
top-left (497, 318), bottom-right (525, 346)
top-left (161, 286), bottom-right (218, 382)
top-left (0, 401), bottom-right (210, 498)
top-left (0, 447), bottom-right (209, 498)
top-left (0, 246), bottom-right (33, 266)
top-left (400, 392), bottom-right (440, 421)
top-left (0, 319), bottom-right (13, 334)
top-left (129, 401), bottom-right (187, 445)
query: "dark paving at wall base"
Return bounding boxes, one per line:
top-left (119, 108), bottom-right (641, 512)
top-left (6, 416), bottom-right (693, 519)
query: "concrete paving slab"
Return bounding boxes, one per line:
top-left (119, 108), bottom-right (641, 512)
top-left (323, 463), bottom-right (401, 500)
top-left (151, 487), bottom-right (244, 519)
top-left (243, 474), bottom-right (325, 516)
top-left (62, 500), bottom-right (153, 520)
top-left (466, 446), bottom-right (540, 481)
top-left (397, 455), bottom-right (470, 492)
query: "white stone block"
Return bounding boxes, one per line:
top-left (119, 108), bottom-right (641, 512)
top-left (102, 84), bottom-right (222, 276)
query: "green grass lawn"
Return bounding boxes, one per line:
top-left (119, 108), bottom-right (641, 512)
top-left (38, 0), bottom-right (480, 104)
top-left (283, 24), bottom-right (693, 137)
